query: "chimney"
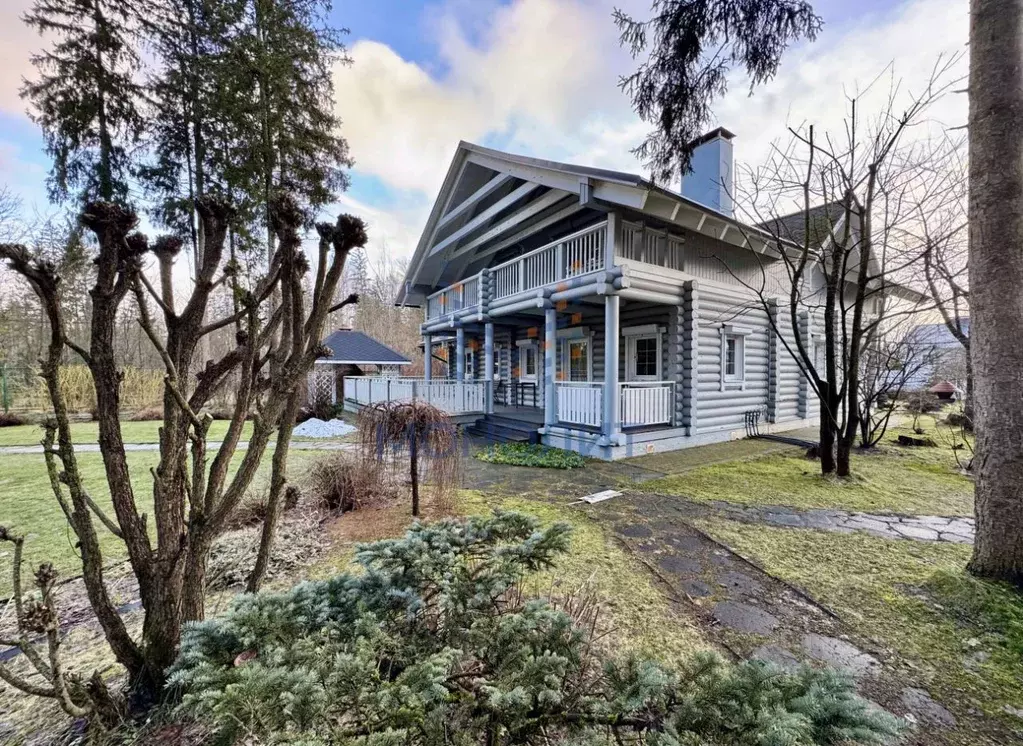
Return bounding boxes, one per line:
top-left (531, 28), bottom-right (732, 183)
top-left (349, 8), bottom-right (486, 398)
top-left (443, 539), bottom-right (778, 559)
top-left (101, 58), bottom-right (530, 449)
top-left (680, 127), bottom-right (735, 217)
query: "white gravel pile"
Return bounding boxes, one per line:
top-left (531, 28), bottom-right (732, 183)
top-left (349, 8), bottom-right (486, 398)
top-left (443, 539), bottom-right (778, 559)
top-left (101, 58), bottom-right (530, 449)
top-left (293, 417), bottom-right (357, 438)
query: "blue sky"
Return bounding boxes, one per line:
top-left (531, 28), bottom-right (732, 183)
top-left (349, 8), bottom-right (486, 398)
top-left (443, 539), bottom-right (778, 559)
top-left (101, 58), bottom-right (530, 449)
top-left (0, 0), bottom-right (969, 266)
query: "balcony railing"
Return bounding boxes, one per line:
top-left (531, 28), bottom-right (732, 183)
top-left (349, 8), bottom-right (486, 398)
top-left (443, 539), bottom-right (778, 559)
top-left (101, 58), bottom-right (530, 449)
top-left (620, 381), bottom-right (674, 428)
top-left (425, 221), bottom-right (608, 320)
top-left (346, 377), bottom-right (486, 415)
top-left (490, 222), bottom-right (607, 302)
top-left (425, 275), bottom-right (483, 321)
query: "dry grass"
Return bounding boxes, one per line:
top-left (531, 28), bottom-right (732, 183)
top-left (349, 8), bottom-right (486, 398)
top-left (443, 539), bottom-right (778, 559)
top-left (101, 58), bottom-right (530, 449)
top-left (308, 451), bottom-right (401, 513)
top-left (12, 365), bottom-right (165, 414)
top-left (128, 404), bottom-right (163, 421)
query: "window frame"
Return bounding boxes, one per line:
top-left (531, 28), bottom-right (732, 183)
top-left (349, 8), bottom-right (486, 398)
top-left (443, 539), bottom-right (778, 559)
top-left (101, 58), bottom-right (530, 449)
top-left (719, 325), bottom-right (751, 390)
top-left (559, 336), bottom-right (593, 382)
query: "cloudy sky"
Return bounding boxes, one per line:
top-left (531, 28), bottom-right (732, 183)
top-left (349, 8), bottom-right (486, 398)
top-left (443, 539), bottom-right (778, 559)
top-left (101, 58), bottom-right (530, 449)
top-left (0, 0), bottom-right (968, 267)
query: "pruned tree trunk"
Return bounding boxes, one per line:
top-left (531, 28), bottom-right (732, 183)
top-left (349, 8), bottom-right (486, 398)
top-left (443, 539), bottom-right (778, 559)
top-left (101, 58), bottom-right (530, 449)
top-left (967, 0), bottom-right (1023, 584)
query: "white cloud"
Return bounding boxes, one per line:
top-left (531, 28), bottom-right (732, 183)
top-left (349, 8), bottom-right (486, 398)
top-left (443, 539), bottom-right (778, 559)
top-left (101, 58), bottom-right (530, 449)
top-left (333, 0), bottom-right (969, 264)
top-left (0, 0), bottom-right (37, 117)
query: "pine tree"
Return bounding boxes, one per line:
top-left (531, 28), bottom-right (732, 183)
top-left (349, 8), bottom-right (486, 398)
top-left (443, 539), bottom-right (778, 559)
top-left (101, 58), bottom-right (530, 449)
top-left (170, 512), bottom-right (903, 746)
top-left (22, 0), bottom-right (145, 205)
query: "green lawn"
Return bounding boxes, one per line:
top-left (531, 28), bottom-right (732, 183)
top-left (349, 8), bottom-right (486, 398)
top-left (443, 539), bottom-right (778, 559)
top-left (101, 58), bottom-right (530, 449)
top-left (693, 518), bottom-right (1023, 738)
top-left (0, 419), bottom-right (256, 446)
top-left (0, 448), bottom-right (323, 596)
top-left (643, 434), bottom-right (973, 516)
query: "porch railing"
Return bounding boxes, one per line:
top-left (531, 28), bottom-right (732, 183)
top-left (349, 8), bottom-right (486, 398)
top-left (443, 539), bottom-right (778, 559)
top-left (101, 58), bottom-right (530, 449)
top-left (555, 382), bottom-right (603, 428)
top-left (346, 377), bottom-right (486, 415)
top-left (620, 381), bottom-right (674, 428)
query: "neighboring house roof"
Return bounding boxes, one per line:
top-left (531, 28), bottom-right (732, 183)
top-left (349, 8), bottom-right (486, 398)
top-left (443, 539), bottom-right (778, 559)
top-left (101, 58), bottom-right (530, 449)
top-left (907, 319), bottom-right (970, 349)
top-left (316, 330), bottom-right (411, 366)
top-left (756, 202), bottom-right (846, 247)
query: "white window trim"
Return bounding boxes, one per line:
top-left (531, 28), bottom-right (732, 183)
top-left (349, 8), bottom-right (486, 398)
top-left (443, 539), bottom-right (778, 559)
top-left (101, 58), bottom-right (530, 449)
top-left (720, 324), bottom-right (752, 391)
top-left (516, 340), bottom-right (539, 382)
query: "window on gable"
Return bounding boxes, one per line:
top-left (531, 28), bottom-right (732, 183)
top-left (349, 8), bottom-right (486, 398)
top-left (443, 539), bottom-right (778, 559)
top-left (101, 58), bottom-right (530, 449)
top-left (724, 334), bottom-right (744, 381)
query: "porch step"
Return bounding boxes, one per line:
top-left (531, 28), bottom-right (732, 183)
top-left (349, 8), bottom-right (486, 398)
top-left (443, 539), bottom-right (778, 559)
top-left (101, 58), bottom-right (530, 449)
top-left (467, 414), bottom-right (541, 445)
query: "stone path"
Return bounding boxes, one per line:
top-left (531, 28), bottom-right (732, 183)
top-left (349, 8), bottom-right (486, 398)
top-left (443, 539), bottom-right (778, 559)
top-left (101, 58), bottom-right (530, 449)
top-left (658, 496), bottom-right (976, 544)
top-left (587, 491), bottom-right (961, 742)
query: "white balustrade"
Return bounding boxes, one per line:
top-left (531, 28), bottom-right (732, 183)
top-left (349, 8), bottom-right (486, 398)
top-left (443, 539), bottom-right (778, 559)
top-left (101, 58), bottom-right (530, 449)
top-left (346, 377), bottom-right (486, 415)
top-left (555, 382), bottom-right (603, 428)
top-left (619, 381), bottom-right (674, 427)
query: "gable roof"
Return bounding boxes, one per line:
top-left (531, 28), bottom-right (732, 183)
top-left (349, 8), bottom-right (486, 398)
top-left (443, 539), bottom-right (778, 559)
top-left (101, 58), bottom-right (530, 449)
top-left (756, 202), bottom-right (846, 247)
top-left (396, 141), bottom-right (789, 306)
top-left (317, 330), bottom-right (411, 366)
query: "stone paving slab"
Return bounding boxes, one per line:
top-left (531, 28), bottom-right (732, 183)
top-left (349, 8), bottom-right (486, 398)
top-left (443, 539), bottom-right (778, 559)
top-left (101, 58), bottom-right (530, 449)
top-left (583, 490), bottom-right (969, 743)
top-left (637, 492), bottom-right (975, 544)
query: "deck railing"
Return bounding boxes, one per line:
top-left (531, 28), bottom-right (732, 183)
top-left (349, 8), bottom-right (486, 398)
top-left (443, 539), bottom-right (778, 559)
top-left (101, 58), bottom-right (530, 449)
top-left (620, 381), bottom-right (674, 428)
top-left (555, 382), bottom-right (603, 428)
top-left (425, 221), bottom-right (609, 319)
top-left (347, 377), bottom-right (487, 415)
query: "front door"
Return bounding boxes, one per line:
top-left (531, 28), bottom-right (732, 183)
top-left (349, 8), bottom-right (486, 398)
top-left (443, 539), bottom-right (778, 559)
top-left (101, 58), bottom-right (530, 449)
top-left (626, 334), bottom-right (660, 382)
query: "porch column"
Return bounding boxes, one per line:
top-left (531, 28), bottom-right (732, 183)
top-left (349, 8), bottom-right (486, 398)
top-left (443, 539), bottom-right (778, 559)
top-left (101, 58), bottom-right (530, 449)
top-left (603, 295), bottom-right (620, 442)
top-left (544, 307), bottom-right (557, 428)
top-left (484, 322), bottom-right (495, 414)
top-left (455, 327), bottom-right (466, 382)
top-left (423, 334), bottom-right (432, 381)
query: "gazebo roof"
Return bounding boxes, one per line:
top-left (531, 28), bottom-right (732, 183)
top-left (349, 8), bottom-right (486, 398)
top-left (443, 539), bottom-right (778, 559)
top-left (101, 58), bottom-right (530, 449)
top-left (315, 330), bottom-right (411, 366)
top-left (928, 380), bottom-right (957, 394)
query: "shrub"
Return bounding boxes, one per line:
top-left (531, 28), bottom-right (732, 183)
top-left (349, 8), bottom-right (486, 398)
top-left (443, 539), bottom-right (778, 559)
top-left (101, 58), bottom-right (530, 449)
top-left (129, 405), bottom-right (163, 421)
top-left (170, 512), bottom-right (902, 746)
top-left (476, 442), bottom-right (586, 469)
top-left (307, 452), bottom-right (397, 513)
top-left (0, 411), bottom-right (25, 427)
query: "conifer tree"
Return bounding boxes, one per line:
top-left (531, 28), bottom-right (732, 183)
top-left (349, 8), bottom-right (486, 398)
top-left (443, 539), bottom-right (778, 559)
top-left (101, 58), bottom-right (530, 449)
top-left (22, 0), bottom-right (145, 205)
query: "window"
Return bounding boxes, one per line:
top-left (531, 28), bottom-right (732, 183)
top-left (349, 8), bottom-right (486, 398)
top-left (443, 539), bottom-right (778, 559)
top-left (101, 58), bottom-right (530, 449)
top-left (635, 337), bottom-right (659, 377)
top-left (464, 350), bottom-right (475, 379)
top-left (520, 344), bottom-right (537, 380)
top-left (723, 333), bottom-right (745, 383)
top-left (565, 338), bottom-right (591, 382)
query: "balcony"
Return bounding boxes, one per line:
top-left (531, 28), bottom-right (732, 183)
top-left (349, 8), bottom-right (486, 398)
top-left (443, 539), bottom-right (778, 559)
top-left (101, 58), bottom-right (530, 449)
top-left (424, 221), bottom-right (608, 321)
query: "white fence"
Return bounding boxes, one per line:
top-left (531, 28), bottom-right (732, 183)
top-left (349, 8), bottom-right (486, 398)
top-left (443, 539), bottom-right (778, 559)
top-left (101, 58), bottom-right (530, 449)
top-left (346, 377), bottom-right (486, 415)
top-left (620, 382), bottom-right (674, 427)
top-left (555, 382), bottom-right (603, 428)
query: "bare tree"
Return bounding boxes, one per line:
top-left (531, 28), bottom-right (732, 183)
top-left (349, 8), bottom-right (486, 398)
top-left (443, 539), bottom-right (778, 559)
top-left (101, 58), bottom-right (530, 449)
top-left (857, 320), bottom-right (935, 448)
top-left (0, 194), bottom-right (363, 704)
top-left (732, 60), bottom-right (958, 476)
top-left (966, 0), bottom-right (1023, 585)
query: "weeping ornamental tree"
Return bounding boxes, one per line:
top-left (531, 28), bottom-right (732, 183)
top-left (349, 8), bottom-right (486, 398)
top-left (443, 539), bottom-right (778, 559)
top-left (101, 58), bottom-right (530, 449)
top-left (0, 196), bottom-right (364, 707)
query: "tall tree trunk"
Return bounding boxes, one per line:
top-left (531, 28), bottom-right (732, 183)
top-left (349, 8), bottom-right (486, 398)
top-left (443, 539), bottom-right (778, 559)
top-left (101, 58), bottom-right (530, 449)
top-left (967, 0), bottom-right (1023, 584)
top-left (92, 0), bottom-right (113, 202)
